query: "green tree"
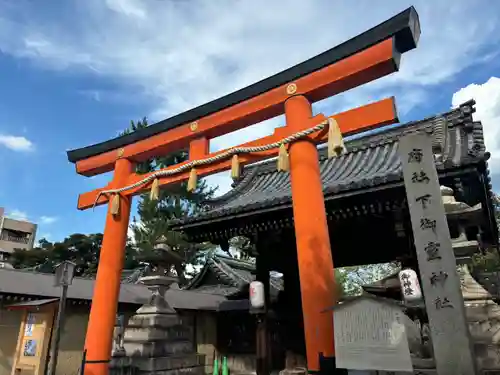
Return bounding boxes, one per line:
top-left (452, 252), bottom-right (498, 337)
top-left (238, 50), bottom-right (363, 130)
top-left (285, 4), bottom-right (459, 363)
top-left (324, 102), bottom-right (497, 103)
top-left (469, 193), bottom-right (500, 273)
top-left (9, 245), bottom-right (52, 272)
top-left (9, 234), bottom-right (140, 276)
top-left (335, 269), bottom-right (349, 298)
top-left (471, 249), bottom-right (500, 273)
top-left (336, 263), bottom-right (400, 296)
top-left (121, 118), bottom-right (218, 284)
top-left (228, 236), bottom-right (255, 260)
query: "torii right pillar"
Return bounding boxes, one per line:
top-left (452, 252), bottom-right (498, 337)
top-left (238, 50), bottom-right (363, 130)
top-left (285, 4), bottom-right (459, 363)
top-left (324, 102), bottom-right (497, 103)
top-left (286, 95), bottom-right (336, 373)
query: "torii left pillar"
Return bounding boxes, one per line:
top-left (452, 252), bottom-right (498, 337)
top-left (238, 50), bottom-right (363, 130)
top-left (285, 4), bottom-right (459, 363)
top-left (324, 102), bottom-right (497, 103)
top-left (83, 158), bottom-right (133, 375)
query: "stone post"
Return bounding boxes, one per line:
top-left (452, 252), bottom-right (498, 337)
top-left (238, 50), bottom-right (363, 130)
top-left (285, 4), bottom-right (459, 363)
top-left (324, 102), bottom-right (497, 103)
top-left (399, 132), bottom-right (478, 375)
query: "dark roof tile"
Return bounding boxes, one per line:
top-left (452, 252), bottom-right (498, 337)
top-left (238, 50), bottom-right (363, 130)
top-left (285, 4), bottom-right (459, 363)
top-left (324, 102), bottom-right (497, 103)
top-left (0, 267), bottom-right (149, 305)
top-left (184, 254), bottom-right (283, 297)
top-left (174, 100), bottom-right (486, 228)
top-left (0, 267), bottom-right (227, 310)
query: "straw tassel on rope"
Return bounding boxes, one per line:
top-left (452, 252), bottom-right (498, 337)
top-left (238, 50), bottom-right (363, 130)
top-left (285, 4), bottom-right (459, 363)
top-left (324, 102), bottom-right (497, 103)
top-left (187, 168), bottom-right (198, 192)
top-left (277, 144), bottom-right (289, 172)
top-left (150, 178), bottom-right (160, 201)
top-left (231, 155), bottom-right (241, 179)
top-left (110, 193), bottom-right (120, 216)
top-left (92, 120), bottom-right (329, 209)
top-left (327, 117), bottom-right (345, 158)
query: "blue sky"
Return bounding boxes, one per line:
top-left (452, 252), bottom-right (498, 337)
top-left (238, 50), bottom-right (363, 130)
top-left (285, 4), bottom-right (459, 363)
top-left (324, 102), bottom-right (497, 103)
top-left (0, 0), bottom-right (499, 242)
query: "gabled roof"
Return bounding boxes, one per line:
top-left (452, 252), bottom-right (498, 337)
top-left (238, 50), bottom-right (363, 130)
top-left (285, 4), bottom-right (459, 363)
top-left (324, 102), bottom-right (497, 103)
top-left (362, 272), bottom-right (401, 295)
top-left (0, 267), bottom-right (149, 305)
top-left (184, 254), bottom-right (284, 297)
top-left (0, 256), bottom-right (286, 310)
top-left (174, 100), bottom-right (488, 229)
top-left (7, 298), bottom-right (60, 310)
top-left (0, 267), bottom-right (226, 310)
top-left (325, 293), bottom-right (405, 312)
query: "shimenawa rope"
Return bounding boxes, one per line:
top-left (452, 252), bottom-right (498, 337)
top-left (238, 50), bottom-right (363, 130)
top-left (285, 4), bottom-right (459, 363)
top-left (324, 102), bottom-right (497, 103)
top-left (99, 117), bottom-right (345, 213)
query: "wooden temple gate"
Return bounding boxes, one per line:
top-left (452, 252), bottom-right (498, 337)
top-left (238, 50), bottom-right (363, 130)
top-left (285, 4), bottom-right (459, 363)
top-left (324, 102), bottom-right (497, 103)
top-left (67, 7), bottom-right (420, 375)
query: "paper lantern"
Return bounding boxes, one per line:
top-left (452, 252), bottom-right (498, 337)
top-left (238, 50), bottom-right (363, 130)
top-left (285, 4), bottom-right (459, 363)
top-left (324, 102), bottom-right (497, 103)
top-left (398, 268), bottom-right (422, 302)
top-left (249, 281), bottom-right (265, 309)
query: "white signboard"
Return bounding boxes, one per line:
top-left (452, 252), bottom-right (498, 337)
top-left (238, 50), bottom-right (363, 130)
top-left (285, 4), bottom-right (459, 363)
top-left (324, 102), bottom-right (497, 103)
top-left (24, 324), bottom-right (33, 337)
top-left (24, 313), bottom-right (35, 337)
top-left (333, 298), bottom-right (413, 372)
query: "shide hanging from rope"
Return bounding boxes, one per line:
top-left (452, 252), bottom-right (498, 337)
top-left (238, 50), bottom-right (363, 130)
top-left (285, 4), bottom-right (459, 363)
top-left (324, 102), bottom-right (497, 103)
top-left (67, 6), bottom-right (420, 375)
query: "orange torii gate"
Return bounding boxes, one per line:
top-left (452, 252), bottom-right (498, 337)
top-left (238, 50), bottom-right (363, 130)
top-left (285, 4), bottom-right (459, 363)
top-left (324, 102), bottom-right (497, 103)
top-left (67, 7), bottom-right (420, 375)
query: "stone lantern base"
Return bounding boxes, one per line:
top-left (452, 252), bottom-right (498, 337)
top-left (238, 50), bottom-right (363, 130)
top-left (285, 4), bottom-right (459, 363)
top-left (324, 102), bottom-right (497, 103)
top-left (110, 275), bottom-right (205, 375)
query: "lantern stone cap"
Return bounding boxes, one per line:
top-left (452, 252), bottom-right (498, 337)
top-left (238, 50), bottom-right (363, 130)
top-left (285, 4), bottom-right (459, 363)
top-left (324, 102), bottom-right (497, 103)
top-left (54, 260), bottom-right (77, 267)
top-left (459, 265), bottom-right (492, 301)
top-left (440, 185), bottom-right (483, 223)
top-left (139, 275), bottom-right (178, 287)
top-left (440, 185), bottom-right (478, 213)
top-left (440, 186), bottom-right (454, 196)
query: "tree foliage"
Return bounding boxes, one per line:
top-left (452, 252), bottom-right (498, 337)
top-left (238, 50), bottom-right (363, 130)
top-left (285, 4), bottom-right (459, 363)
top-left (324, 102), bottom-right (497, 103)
top-left (472, 249), bottom-right (500, 273)
top-left (120, 118), bottom-right (219, 284)
top-left (228, 237), bottom-right (255, 260)
top-left (469, 193), bottom-right (500, 273)
top-left (9, 234), bottom-right (140, 276)
top-left (8, 118), bottom-right (255, 281)
top-left (336, 263), bottom-right (400, 296)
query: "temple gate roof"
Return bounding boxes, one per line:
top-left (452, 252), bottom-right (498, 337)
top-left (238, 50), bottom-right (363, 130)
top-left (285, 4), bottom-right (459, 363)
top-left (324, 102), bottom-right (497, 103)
top-left (173, 100), bottom-right (492, 235)
top-left (184, 254), bottom-right (283, 298)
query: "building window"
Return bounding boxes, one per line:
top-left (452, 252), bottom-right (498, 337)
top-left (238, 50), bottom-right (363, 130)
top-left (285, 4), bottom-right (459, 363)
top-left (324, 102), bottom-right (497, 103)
top-left (0, 229), bottom-right (30, 244)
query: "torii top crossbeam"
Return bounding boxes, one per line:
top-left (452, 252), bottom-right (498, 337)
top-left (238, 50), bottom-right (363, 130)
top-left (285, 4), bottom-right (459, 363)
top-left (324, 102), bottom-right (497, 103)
top-left (70, 7), bottom-right (420, 375)
top-left (67, 7), bottom-right (419, 210)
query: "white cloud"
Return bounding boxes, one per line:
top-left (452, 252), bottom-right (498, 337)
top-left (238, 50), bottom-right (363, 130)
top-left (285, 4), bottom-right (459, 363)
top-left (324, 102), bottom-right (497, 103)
top-left (452, 77), bottom-right (500, 174)
top-left (0, 0), bottom-right (499, 194)
top-left (0, 134), bottom-right (34, 152)
top-left (1, 1), bottom-right (498, 118)
top-left (7, 209), bottom-right (29, 221)
top-left (39, 216), bottom-right (58, 225)
top-left (5, 211), bottom-right (59, 225)
top-left (105, 0), bottom-right (146, 20)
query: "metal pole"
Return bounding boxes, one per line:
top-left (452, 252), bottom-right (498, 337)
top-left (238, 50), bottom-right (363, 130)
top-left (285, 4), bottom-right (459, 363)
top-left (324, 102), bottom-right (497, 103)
top-left (80, 350), bottom-right (87, 375)
top-left (47, 284), bottom-right (68, 375)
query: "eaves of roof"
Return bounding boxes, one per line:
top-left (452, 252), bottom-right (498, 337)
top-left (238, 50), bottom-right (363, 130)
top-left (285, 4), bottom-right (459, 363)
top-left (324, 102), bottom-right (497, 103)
top-left (0, 267), bottom-right (228, 310)
top-left (184, 254), bottom-right (284, 295)
top-left (0, 267), bottom-right (149, 305)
